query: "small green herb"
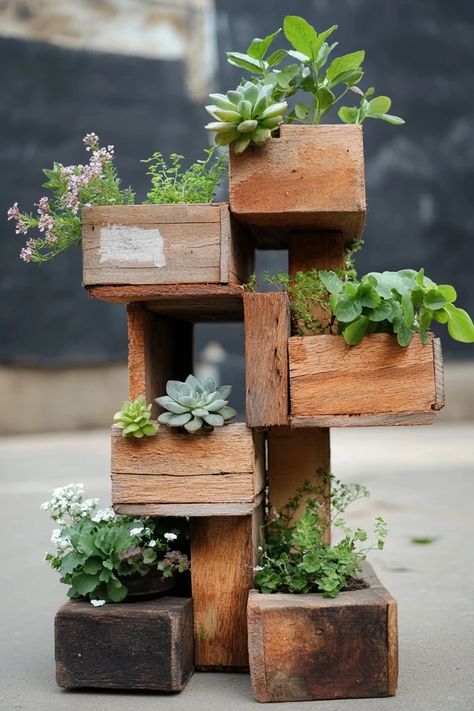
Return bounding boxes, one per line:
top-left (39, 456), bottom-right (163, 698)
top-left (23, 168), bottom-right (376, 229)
top-left (142, 146), bottom-right (227, 203)
top-left (113, 396), bottom-right (158, 438)
top-left (255, 473), bottom-right (387, 598)
top-left (410, 536), bottom-right (437, 545)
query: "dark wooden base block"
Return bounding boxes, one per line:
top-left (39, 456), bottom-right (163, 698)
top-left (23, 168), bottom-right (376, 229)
top-left (55, 597), bottom-right (194, 691)
top-left (248, 563), bottom-right (398, 702)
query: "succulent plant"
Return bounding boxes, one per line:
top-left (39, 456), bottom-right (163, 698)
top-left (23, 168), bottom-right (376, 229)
top-left (113, 396), bottom-right (159, 438)
top-left (156, 375), bottom-right (237, 433)
top-left (205, 80), bottom-right (288, 154)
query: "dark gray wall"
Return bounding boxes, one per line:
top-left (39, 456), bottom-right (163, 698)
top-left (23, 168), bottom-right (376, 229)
top-left (1, 0), bottom-right (474, 368)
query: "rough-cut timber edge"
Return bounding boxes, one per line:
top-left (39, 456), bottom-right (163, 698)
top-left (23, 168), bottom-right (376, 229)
top-left (127, 303), bottom-right (193, 418)
top-left (87, 284), bottom-right (245, 322)
top-left (229, 124), bottom-right (366, 248)
top-left (55, 597), bottom-right (194, 691)
top-left (191, 505), bottom-right (262, 671)
top-left (247, 562), bottom-right (398, 703)
top-left (110, 424), bottom-right (265, 511)
top-left (244, 292), bottom-right (290, 427)
top-left (82, 203), bottom-right (253, 286)
top-left (289, 333), bottom-right (444, 427)
top-left (115, 491), bottom-right (264, 517)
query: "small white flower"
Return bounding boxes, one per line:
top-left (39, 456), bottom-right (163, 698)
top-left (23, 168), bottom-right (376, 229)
top-left (91, 507), bottom-right (117, 523)
top-left (254, 565), bottom-right (264, 572)
top-left (90, 599), bottom-right (106, 607)
top-left (164, 532), bottom-right (178, 542)
top-left (130, 526), bottom-right (144, 537)
top-left (257, 546), bottom-right (263, 551)
top-left (148, 540), bottom-right (156, 548)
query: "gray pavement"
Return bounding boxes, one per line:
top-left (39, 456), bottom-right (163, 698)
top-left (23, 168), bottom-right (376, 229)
top-left (0, 424), bottom-right (473, 711)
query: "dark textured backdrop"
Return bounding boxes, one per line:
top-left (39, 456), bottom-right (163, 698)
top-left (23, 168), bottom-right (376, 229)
top-left (1, 0), bottom-right (473, 369)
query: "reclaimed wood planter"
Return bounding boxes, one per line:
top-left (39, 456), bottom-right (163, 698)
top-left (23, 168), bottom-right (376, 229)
top-left (229, 124), bottom-right (366, 248)
top-left (247, 563), bottom-right (398, 703)
top-left (55, 597), bottom-right (194, 691)
top-left (82, 203), bottom-right (252, 286)
top-left (111, 423), bottom-right (265, 516)
top-left (289, 333), bottom-right (445, 427)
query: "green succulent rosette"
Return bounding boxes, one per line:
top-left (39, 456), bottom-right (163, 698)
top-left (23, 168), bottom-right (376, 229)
top-left (113, 396), bottom-right (158, 438)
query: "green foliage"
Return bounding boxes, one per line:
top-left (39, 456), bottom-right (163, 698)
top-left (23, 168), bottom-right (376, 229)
top-left (42, 483), bottom-right (189, 604)
top-left (209, 15), bottom-right (404, 151)
top-left (156, 374), bottom-right (237, 433)
top-left (142, 146), bottom-right (227, 204)
top-left (205, 81), bottom-right (288, 153)
top-left (113, 396), bottom-right (158, 438)
top-left (9, 134), bottom-right (134, 263)
top-left (321, 268), bottom-right (474, 346)
top-left (254, 474), bottom-right (387, 598)
top-left (411, 536), bottom-right (437, 545)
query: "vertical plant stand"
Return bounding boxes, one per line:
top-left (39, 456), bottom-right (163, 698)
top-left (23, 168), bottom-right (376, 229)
top-left (76, 126), bottom-right (445, 698)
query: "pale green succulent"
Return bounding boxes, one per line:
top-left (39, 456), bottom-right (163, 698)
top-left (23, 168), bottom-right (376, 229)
top-left (113, 396), bottom-right (159, 438)
top-left (205, 80), bottom-right (288, 154)
top-left (156, 375), bottom-right (237, 433)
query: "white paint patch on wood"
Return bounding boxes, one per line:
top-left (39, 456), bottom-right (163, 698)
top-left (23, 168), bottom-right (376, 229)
top-left (99, 225), bottom-right (166, 268)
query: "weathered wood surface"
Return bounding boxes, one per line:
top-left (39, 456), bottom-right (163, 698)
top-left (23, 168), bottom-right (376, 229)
top-left (267, 427), bottom-right (330, 534)
top-left (55, 597), bottom-right (194, 691)
top-left (115, 491), bottom-right (264, 518)
top-left (111, 424), bottom-right (265, 508)
top-left (229, 124), bottom-right (366, 247)
top-left (87, 284), bottom-right (245, 322)
top-left (289, 333), bottom-right (444, 423)
top-left (247, 562), bottom-right (398, 702)
top-left (82, 203), bottom-right (252, 286)
top-left (191, 506), bottom-right (262, 670)
top-left (243, 292), bottom-right (290, 427)
top-left (127, 303), bottom-right (193, 418)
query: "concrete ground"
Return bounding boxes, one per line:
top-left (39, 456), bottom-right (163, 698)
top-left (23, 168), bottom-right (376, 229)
top-left (0, 424), bottom-right (473, 711)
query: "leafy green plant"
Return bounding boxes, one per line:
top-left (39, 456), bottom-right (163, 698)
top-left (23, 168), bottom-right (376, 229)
top-left (207, 15), bottom-right (404, 152)
top-left (8, 133), bottom-right (134, 263)
top-left (205, 81), bottom-right (288, 153)
top-left (113, 396), bottom-right (158, 438)
top-left (254, 474), bottom-right (387, 598)
top-left (320, 268), bottom-right (474, 346)
top-left (42, 483), bottom-right (189, 604)
top-left (156, 375), bottom-right (237, 433)
top-left (142, 146), bottom-right (227, 203)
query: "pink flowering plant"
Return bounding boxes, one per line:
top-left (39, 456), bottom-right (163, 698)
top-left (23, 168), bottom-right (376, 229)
top-left (8, 133), bottom-right (134, 263)
top-left (42, 483), bottom-right (189, 605)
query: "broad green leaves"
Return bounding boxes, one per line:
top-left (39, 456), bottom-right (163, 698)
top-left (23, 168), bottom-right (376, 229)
top-left (283, 16), bottom-right (337, 62)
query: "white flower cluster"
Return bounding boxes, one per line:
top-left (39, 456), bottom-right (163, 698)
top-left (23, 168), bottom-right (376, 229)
top-left (50, 528), bottom-right (73, 555)
top-left (164, 532), bottom-right (178, 542)
top-left (91, 507), bottom-right (117, 523)
top-left (90, 599), bottom-right (106, 607)
top-left (40, 483), bottom-right (98, 524)
top-left (130, 526), bottom-right (144, 537)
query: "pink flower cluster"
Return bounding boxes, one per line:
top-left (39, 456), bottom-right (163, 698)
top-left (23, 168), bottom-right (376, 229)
top-left (59, 140), bottom-right (114, 214)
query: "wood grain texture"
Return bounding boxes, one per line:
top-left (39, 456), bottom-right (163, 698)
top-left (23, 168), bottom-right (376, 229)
top-left (243, 292), bottom-right (290, 427)
top-left (219, 204), bottom-right (254, 283)
top-left (247, 562), bottom-right (398, 702)
top-left (87, 284), bottom-right (245, 322)
top-left (229, 124), bottom-right (366, 248)
top-left (288, 232), bottom-right (346, 274)
top-left (127, 303), bottom-right (193, 418)
top-left (82, 203), bottom-right (253, 286)
top-left (191, 506), bottom-right (262, 670)
top-left (267, 427), bottom-right (330, 535)
top-left (55, 597), bottom-right (194, 691)
top-left (387, 596), bottom-right (399, 696)
top-left (114, 491), bottom-right (264, 518)
top-left (111, 424), bottom-right (265, 508)
top-left (289, 333), bottom-right (444, 421)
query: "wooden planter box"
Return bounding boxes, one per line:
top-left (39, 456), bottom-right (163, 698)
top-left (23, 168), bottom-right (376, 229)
top-left (55, 597), bottom-right (194, 691)
top-left (289, 333), bottom-right (445, 427)
top-left (111, 423), bottom-right (265, 516)
top-left (229, 124), bottom-right (366, 248)
top-left (82, 203), bottom-right (252, 286)
top-left (247, 563), bottom-right (398, 703)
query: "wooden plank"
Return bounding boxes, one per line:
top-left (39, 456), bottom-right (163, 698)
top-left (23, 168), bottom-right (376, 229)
top-left (127, 303), bottom-right (193, 418)
top-left (114, 491), bottom-right (264, 517)
top-left (190, 506), bottom-right (262, 670)
top-left (87, 284), bottom-right (244, 322)
top-left (288, 232), bottom-right (345, 274)
top-left (55, 597), bottom-right (194, 691)
top-left (247, 562), bottom-right (397, 702)
top-left (267, 427), bottom-right (330, 529)
top-left (387, 596), bottom-right (399, 696)
top-left (243, 292), bottom-right (290, 427)
top-left (289, 333), bottom-right (442, 418)
top-left (433, 337), bottom-right (445, 410)
top-left (291, 412), bottom-right (436, 427)
top-left (82, 204), bottom-right (221, 225)
top-left (229, 124), bottom-right (366, 247)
